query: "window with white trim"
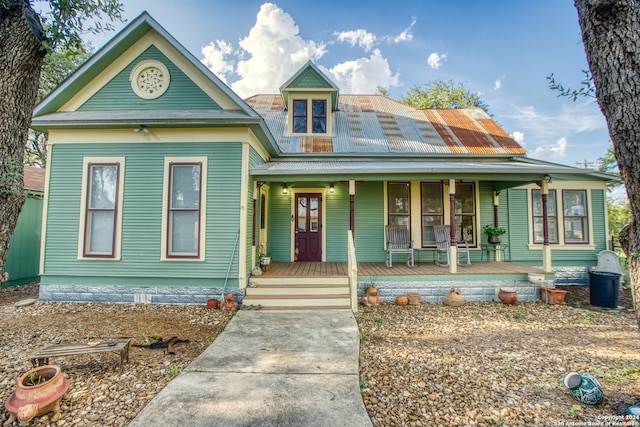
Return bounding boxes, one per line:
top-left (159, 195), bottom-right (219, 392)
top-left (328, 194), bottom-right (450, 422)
top-left (291, 98), bottom-right (329, 134)
top-left (420, 182), bottom-right (444, 246)
top-left (388, 182), bottom-right (410, 227)
top-left (454, 182), bottom-right (477, 245)
top-left (79, 158), bottom-right (124, 259)
top-left (162, 158), bottom-right (207, 260)
top-left (563, 190), bottom-right (589, 243)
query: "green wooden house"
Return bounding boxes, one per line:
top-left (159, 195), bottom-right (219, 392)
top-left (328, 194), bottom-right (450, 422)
top-left (4, 166), bottom-right (45, 287)
top-left (32, 13), bottom-right (614, 309)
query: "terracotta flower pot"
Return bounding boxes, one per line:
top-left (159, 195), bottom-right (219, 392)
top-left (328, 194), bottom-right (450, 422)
top-left (498, 288), bottom-right (518, 305)
top-left (444, 287), bottom-right (465, 306)
top-left (395, 295), bottom-right (408, 306)
top-left (206, 299), bottom-right (219, 309)
top-left (407, 292), bottom-right (421, 305)
top-left (540, 287), bottom-right (567, 305)
top-left (5, 365), bottom-right (69, 424)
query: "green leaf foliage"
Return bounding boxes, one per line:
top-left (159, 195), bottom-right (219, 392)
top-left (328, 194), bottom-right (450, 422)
top-left (399, 80), bottom-right (490, 113)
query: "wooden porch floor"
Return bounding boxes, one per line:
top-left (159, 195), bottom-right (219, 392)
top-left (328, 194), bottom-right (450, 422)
top-left (261, 261), bottom-right (542, 278)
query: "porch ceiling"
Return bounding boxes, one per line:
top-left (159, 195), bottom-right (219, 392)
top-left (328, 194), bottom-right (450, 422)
top-left (250, 159), bottom-right (611, 185)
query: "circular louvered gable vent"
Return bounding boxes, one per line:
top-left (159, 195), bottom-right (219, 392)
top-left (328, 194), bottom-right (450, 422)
top-left (130, 60), bottom-right (170, 99)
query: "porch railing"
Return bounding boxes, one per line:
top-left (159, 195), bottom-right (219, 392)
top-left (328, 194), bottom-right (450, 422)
top-left (347, 230), bottom-right (358, 312)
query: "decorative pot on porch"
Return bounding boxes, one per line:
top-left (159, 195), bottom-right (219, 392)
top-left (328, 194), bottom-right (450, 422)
top-left (395, 295), bottom-right (408, 306)
top-left (497, 288), bottom-right (518, 305)
top-left (206, 298), bottom-right (219, 309)
top-left (259, 256), bottom-right (271, 266)
top-left (540, 287), bottom-right (567, 305)
top-left (483, 225), bottom-right (506, 244)
top-left (444, 287), bottom-right (464, 306)
top-left (5, 364), bottom-right (69, 425)
top-left (487, 234), bottom-right (502, 244)
top-left (407, 292), bottom-right (421, 305)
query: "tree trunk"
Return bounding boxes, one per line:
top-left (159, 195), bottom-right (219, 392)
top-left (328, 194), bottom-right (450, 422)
top-left (574, 0), bottom-right (640, 327)
top-left (0, 1), bottom-right (46, 281)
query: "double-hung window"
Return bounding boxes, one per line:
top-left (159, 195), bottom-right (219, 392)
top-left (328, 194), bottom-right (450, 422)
top-left (532, 189), bottom-right (559, 244)
top-left (388, 182), bottom-right (410, 228)
top-left (292, 99), bottom-right (328, 134)
top-left (162, 158), bottom-right (207, 260)
top-left (563, 190), bottom-right (589, 243)
top-left (420, 182), bottom-right (444, 246)
top-left (79, 158), bottom-right (124, 259)
top-left (454, 182), bottom-right (476, 245)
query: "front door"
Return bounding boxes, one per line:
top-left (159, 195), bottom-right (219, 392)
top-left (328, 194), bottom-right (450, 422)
top-left (295, 193), bottom-right (322, 262)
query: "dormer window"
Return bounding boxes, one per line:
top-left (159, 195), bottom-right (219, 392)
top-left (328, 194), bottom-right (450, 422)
top-left (292, 99), bottom-right (327, 134)
top-left (312, 100), bottom-right (326, 133)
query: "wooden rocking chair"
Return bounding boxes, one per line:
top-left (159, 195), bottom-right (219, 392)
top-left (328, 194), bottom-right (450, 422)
top-left (385, 225), bottom-right (414, 268)
top-left (433, 225), bottom-right (471, 267)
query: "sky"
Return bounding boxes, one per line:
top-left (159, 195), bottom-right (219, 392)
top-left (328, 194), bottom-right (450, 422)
top-left (72, 0), bottom-right (611, 170)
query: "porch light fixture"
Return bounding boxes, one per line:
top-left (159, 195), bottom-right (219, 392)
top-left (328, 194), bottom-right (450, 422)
top-left (282, 183), bottom-right (289, 194)
top-left (329, 183), bottom-right (334, 193)
top-left (544, 174), bottom-right (552, 183)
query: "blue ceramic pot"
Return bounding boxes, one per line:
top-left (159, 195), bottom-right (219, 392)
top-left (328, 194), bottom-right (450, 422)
top-left (563, 371), bottom-right (604, 405)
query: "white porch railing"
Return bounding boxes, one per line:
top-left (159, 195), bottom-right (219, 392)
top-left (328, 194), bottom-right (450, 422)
top-left (347, 230), bottom-right (358, 312)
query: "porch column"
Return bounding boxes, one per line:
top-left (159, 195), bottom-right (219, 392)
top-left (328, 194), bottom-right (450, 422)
top-left (493, 191), bottom-right (500, 227)
top-left (493, 191), bottom-right (502, 261)
top-left (349, 180), bottom-right (355, 236)
top-left (448, 179), bottom-right (457, 274)
top-left (540, 177), bottom-right (552, 273)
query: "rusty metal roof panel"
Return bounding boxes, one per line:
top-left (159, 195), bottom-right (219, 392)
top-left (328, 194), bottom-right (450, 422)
top-left (246, 94), bottom-right (525, 156)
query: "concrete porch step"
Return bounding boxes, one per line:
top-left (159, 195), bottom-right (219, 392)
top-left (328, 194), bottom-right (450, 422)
top-left (247, 284), bottom-right (348, 296)
top-left (242, 293), bottom-right (351, 310)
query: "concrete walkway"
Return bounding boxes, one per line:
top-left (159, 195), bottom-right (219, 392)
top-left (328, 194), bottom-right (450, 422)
top-left (130, 310), bottom-right (372, 427)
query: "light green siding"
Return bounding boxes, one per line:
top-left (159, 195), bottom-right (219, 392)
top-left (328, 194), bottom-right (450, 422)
top-left (354, 182), bottom-right (385, 262)
top-left (79, 46), bottom-right (221, 111)
top-left (42, 141), bottom-right (243, 288)
top-left (5, 195), bottom-right (43, 286)
top-left (506, 187), bottom-right (608, 267)
top-left (506, 189), bottom-right (532, 263)
top-left (267, 183), bottom-right (291, 261)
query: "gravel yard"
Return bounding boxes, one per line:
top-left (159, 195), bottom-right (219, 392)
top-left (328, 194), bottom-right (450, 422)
top-left (2, 283), bottom-right (639, 427)
top-left (356, 287), bottom-right (640, 427)
top-left (0, 284), bottom-right (232, 426)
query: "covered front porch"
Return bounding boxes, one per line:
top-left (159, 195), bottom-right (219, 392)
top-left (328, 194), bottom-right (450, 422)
top-left (243, 260), bottom-right (550, 310)
top-left (259, 261), bottom-right (543, 278)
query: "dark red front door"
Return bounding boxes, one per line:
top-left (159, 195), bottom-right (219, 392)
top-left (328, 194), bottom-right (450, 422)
top-left (295, 193), bottom-right (322, 262)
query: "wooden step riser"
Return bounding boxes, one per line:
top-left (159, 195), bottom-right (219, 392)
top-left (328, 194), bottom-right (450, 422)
top-left (243, 296), bottom-right (351, 308)
top-left (248, 306), bottom-right (352, 311)
top-left (246, 286), bottom-right (349, 296)
top-left (249, 277), bottom-right (349, 286)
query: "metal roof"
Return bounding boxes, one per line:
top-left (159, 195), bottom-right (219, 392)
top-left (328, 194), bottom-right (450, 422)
top-left (244, 94), bottom-right (526, 156)
top-left (250, 160), bottom-right (590, 177)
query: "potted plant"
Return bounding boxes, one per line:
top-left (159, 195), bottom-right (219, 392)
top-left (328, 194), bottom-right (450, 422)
top-left (5, 365), bottom-right (69, 424)
top-left (258, 242), bottom-right (271, 269)
top-left (482, 224), bottom-right (506, 244)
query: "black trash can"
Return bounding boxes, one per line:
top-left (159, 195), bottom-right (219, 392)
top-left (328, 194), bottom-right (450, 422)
top-left (588, 271), bottom-right (621, 308)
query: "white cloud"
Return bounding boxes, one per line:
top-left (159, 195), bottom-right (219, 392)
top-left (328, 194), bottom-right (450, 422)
top-left (530, 137), bottom-right (568, 162)
top-left (201, 40), bottom-right (235, 83)
top-left (334, 29), bottom-right (377, 52)
top-left (427, 52), bottom-right (447, 70)
top-left (392, 17), bottom-right (416, 43)
top-left (325, 49), bottom-right (399, 94)
top-left (230, 3), bottom-right (327, 98)
top-left (511, 131), bottom-right (525, 146)
top-left (503, 103), bottom-right (606, 146)
top-left (494, 79), bottom-right (502, 91)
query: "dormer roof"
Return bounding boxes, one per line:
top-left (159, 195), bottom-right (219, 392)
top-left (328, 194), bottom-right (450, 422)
top-left (279, 61), bottom-right (339, 111)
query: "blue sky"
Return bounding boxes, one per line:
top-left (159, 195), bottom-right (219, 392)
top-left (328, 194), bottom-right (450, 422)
top-left (75, 0), bottom-right (610, 169)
